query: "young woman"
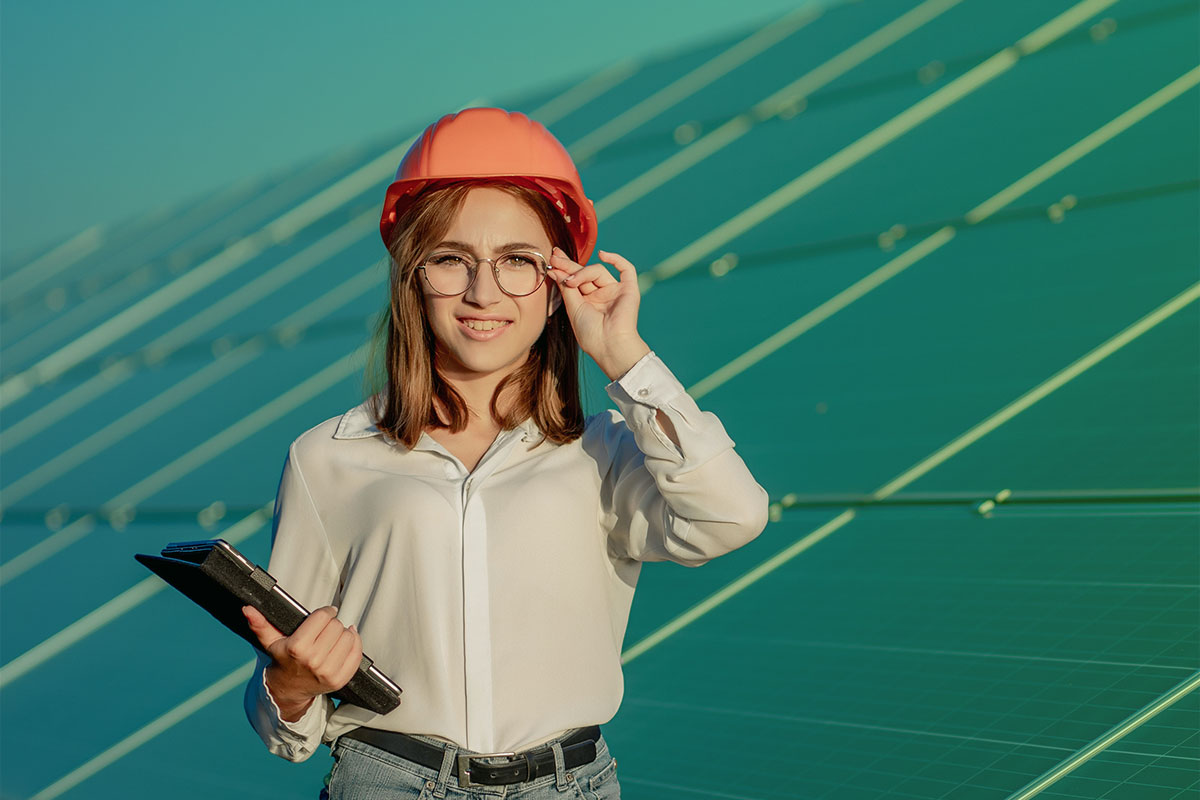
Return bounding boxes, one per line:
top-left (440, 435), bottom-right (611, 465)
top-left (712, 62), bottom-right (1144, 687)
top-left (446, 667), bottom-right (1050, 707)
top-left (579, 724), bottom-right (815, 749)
top-left (241, 107), bottom-right (769, 799)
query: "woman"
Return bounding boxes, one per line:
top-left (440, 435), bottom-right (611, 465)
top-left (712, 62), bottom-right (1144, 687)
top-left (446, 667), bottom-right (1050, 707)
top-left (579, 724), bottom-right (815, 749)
top-left (241, 107), bottom-right (769, 799)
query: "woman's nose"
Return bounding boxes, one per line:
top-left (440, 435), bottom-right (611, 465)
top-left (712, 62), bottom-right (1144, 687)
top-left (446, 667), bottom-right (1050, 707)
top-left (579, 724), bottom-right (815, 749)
top-left (464, 262), bottom-right (504, 305)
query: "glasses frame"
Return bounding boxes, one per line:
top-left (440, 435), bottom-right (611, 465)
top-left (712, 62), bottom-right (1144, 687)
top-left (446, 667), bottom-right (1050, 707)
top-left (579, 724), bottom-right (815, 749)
top-left (417, 249), bottom-right (551, 298)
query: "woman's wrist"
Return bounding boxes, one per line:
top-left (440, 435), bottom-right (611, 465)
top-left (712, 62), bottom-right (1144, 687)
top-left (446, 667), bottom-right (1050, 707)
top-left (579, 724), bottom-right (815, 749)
top-left (594, 337), bottom-right (651, 382)
top-left (265, 664), bottom-right (318, 721)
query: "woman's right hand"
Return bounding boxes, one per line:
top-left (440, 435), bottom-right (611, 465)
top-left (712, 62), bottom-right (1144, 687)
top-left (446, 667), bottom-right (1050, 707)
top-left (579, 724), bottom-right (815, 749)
top-left (242, 604), bottom-right (363, 722)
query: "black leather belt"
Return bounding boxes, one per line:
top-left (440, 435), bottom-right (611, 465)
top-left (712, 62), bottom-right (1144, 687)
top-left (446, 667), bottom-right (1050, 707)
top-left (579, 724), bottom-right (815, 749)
top-left (341, 725), bottom-right (601, 788)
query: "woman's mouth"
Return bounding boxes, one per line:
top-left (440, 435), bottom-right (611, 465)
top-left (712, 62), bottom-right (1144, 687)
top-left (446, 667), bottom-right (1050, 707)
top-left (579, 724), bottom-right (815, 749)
top-left (457, 318), bottom-right (512, 340)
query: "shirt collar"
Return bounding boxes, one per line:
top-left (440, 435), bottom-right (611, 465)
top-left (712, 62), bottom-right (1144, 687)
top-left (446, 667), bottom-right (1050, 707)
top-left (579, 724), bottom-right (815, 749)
top-left (333, 398), bottom-right (543, 444)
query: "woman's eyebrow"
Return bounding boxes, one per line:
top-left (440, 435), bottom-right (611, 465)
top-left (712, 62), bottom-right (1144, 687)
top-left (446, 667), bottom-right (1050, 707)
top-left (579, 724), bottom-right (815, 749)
top-left (435, 240), bottom-right (543, 253)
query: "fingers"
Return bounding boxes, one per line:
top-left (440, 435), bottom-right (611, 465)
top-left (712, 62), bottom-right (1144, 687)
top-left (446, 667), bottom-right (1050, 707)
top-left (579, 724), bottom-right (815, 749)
top-left (549, 248), bottom-right (616, 296)
top-left (598, 250), bottom-right (638, 284)
top-left (242, 605), bottom-right (285, 651)
top-left (285, 605), bottom-right (340, 659)
top-left (325, 625), bottom-right (364, 690)
top-left (557, 265), bottom-right (615, 292)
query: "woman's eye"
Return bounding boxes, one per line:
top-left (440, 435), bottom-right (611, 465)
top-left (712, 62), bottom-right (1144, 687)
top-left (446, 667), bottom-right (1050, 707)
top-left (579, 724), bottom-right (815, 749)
top-left (430, 254), bottom-right (469, 266)
top-left (503, 254), bottom-right (538, 268)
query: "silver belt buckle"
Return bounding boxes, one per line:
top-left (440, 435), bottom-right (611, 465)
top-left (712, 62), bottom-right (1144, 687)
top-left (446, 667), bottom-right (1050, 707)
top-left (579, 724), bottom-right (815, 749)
top-left (457, 751), bottom-right (515, 788)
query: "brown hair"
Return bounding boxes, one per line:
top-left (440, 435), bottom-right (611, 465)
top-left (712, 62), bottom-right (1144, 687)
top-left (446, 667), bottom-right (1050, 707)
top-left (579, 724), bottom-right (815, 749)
top-left (364, 179), bottom-right (585, 449)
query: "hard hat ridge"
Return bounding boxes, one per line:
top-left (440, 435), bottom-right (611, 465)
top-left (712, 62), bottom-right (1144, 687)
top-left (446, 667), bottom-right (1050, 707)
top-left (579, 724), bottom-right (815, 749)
top-left (380, 107), bottom-right (597, 263)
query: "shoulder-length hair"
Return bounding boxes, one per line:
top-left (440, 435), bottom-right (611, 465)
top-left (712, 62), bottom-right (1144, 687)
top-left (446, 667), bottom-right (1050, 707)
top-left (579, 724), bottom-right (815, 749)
top-left (365, 179), bottom-right (585, 449)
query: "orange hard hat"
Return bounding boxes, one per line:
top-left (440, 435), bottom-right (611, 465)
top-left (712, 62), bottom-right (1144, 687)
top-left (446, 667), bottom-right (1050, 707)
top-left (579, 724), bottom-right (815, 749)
top-left (380, 107), bottom-right (598, 264)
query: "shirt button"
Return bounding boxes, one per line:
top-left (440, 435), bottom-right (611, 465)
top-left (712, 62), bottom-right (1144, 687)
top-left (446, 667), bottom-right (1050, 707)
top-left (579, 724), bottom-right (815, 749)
top-left (637, 387), bottom-right (649, 398)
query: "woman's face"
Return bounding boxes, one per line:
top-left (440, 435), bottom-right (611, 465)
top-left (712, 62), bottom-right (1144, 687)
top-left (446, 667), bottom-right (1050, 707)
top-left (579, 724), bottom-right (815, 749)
top-left (419, 186), bottom-right (561, 384)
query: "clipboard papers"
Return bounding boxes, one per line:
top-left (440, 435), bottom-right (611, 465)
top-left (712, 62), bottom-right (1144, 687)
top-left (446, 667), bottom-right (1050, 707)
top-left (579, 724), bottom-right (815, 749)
top-left (135, 538), bottom-right (402, 715)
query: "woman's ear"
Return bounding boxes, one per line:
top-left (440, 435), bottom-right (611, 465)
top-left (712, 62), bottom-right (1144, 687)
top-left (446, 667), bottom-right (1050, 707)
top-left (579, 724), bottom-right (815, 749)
top-left (547, 282), bottom-right (563, 316)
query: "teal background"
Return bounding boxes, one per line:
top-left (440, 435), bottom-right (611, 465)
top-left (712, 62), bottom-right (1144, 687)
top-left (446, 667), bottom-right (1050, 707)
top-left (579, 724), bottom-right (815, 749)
top-left (1, 1), bottom-right (1198, 798)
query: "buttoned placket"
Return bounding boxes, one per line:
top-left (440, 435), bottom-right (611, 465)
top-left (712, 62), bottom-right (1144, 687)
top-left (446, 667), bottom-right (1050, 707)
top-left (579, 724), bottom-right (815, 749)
top-left (415, 424), bottom-right (535, 753)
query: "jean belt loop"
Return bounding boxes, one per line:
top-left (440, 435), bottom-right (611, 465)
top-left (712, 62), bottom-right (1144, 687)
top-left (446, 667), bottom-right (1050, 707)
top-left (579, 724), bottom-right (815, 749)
top-left (551, 740), bottom-right (569, 790)
top-left (432, 741), bottom-right (457, 799)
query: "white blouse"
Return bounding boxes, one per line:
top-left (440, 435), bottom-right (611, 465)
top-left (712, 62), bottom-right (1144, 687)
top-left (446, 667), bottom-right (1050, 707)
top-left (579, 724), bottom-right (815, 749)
top-left (243, 351), bottom-right (769, 762)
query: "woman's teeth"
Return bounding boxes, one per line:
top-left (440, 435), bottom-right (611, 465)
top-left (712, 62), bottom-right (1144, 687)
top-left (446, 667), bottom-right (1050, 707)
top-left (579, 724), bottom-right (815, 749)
top-left (461, 319), bottom-right (511, 331)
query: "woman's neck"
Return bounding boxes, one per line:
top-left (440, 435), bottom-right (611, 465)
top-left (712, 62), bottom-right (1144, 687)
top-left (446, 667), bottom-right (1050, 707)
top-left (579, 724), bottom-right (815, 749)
top-left (434, 363), bottom-right (522, 433)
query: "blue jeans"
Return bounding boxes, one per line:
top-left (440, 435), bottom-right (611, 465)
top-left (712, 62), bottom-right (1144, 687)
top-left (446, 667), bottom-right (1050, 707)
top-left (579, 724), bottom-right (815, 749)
top-left (322, 729), bottom-right (620, 799)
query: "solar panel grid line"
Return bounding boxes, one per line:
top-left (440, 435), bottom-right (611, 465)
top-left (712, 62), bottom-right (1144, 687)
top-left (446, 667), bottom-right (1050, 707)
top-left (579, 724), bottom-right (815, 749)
top-left (964, 65), bottom-right (1200, 224)
top-left (766, 487), bottom-right (1200, 509)
top-left (8, 107), bottom-right (719, 579)
top-left (529, 58), bottom-right (642, 125)
top-left (0, 346), bottom-right (363, 584)
top-left (629, 696), bottom-right (1092, 760)
top-left (684, 61), bottom-right (1200, 419)
top-left (0, 143), bottom-right (361, 354)
top-left (0, 43), bottom-right (864, 782)
top-left (0, 131), bottom-right (419, 411)
top-left (617, 775), bottom-right (764, 800)
top-left (566, 3), bottom-right (826, 163)
top-left (103, 348), bottom-right (364, 514)
top-left (908, 611), bottom-right (1189, 795)
top-left (4, 12), bottom-right (1190, 800)
top-left (0, 515), bottom-right (94, 585)
top-left (0, 208), bottom-right (378, 451)
top-left (1003, 671), bottom-right (1200, 799)
top-left (688, 227), bottom-right (955, 400)
top-left (0, 69), bottom-right (657, 605)
top-left (0, 56), bottom-right (680, 632)
top-left (0, 225), bottom-right (104, 299)
top-left (640, 0), bottom-right (1124, 290)
top-left (2, 0), bottom-right (1142, 551)
top-left (9, 236), bottom-right (1190, 786)
top-left (611, 283), bottom-right (1199, 786)
top-left (577, 2), bottom-right (1193, 219)
top-left (0, 31), bottom-right (816, 594)
top-left (0, 341), bottom-right (266, 507)
top-left (870, 281), bottom-right (1200, 501)
top-left (0, 281), bottom-right (383, 478)
top-left (0, 185), bottom-right (222, 309)
top-left (622, 698), bottom-right (1073, 800)
top-left (681, 634), bottom-right (1200, 675)
top-left (26, 658), bottom-right (257, 800)
top-left (0, 503), bottom-right (270, 688)
top-left (272, 261), bottom-right (384, 332)
top-left (595, 0), bottom-right (964, 223)
top-left (994, 509), bottom-right (1199, 520)
top-left (0, 151), bottom-right (288, 301)
top-left (623, 510), bottom-right (855, 664)
top-left (642, 663), bottom-right (1179, 735)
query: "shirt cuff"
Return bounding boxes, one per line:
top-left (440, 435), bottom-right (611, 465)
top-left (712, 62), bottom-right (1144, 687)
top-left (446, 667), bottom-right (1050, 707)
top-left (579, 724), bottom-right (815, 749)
top-left (605, 351), bottom-right (706, 462)
top-left (606, 350), bottom-right (687, 408)
top-left (260, 667), bottom-right (326, 743)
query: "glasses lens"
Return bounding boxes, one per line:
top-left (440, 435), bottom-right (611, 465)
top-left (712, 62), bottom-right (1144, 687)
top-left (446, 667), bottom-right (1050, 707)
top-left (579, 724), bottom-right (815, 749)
top-left (423, 253), bottom-right (472, 295)
top-left (495, 252), bottom-right (545, 296)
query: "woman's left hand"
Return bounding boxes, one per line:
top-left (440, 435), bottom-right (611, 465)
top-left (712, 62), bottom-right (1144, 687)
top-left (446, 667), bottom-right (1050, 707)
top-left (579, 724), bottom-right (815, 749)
top-left (548, 247), bottom-right (651, 380)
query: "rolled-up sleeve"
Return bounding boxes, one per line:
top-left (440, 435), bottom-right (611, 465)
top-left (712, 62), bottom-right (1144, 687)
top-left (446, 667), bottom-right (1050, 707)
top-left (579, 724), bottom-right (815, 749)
top-left (242, 441), bottom-right (340, 762)
top-left (591, 351), bottom-right (769, 565)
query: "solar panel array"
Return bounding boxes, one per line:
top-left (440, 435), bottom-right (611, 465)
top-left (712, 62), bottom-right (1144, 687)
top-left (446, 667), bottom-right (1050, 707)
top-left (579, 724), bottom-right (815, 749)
top-left (1, 0), bottom-right (1197, 798)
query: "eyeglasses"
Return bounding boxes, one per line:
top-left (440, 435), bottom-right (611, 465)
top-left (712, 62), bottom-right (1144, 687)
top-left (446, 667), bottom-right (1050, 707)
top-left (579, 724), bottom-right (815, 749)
top-left (417, 250), bottom-right (550, 297)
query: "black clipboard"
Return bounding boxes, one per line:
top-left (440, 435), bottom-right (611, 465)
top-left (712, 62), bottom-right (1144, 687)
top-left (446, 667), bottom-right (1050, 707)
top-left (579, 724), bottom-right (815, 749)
top-left (135, 538), bottom-right (402, 715)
